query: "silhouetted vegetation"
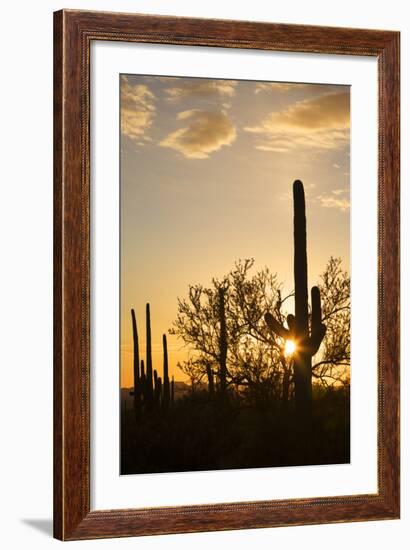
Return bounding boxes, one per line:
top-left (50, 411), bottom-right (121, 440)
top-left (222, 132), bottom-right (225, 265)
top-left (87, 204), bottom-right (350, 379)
top-left (129, 305), bottom-right (173, 416)
top-left (121, 180), bottom-right (350, 475)
top-left (121, 384), bottom-right (349, 474)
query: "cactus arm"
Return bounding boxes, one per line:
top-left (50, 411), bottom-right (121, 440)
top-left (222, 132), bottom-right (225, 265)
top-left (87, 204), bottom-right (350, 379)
top-left (308, 286), bottom-right (327, 355)
top-left (311, 286), bottom-right (322, 326)
top-left (308, 324), bottom-right (327, 355)
top-left (286, 314), bottom-right (295, 334)
top-left (265, 312), bottom-right (290, 340)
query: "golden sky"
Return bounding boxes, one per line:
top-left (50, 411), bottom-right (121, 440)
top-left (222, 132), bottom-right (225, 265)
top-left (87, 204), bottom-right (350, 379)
top-left (120, 75), bottom-right (350, 387)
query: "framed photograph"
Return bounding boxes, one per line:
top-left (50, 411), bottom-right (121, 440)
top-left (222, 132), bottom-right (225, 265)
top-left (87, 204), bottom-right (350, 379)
top-left (54, 9), bottom-right (400, 540)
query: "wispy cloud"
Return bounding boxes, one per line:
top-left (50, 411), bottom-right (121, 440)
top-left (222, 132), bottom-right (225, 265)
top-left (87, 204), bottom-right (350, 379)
top-left (317, 188), bottom-right (350, 212)
top-left (164, 80), bottom-right (237, 102)
top-left (255, 82), bottom-right (311, 94)
top-left (245, 91), bottom-right (350, 153)
top-left (160, 110), bottom-right (237, 159)
top-left (255, 82), bottom-right (293, 94)
top-left (254, 82), bottom-right (345, 95)
top-left (120, 76), bottom-right (156, 145)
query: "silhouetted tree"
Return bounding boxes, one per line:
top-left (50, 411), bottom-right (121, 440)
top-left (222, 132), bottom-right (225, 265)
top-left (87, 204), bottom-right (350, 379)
top-left (313, 257), bottom-right (350, 387)
top-left (176, 356), bottom-right (207, 393)
top-left (171, 257), bottom-right (350, 403)
top-left (218, 286), bottom-right (228, 395)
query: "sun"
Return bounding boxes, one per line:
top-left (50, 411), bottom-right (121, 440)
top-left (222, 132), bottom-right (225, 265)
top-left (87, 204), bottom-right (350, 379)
top-left (284, 339), bottom-right (296, 357)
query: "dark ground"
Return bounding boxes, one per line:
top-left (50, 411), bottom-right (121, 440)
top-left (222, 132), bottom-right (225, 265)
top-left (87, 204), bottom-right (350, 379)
top-left (120, 385), bottom-right (350, 475)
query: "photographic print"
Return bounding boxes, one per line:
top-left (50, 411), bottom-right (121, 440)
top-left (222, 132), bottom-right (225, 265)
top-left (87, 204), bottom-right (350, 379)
top-left (54, 12), bottom-right (400, 538)
top-left (120, 74), bottom-right (351, 475)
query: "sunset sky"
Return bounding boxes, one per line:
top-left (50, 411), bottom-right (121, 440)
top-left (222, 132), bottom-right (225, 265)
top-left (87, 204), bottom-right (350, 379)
top-left (120, 75), bottom-right (350, 387)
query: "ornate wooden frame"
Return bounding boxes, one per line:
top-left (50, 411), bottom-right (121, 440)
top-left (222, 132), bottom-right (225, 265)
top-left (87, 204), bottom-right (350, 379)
top-left (53, 9), bottom-right (400, 540)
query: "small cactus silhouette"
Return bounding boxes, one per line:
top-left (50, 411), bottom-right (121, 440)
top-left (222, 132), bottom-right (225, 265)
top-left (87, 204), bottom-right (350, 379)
top-left (205, 360), bottom-right (215, 394)
top-left (131, 309), bottom-right (141, 414)
top-left (130, 303), bottom-right (176, 413)
top-left (154, 370), bottom-right (162, 408)
top-left (171, 375), bottom-right (175, 404)
top-left (162, 334), bottom-right (170, 408)
top-left (156, 376), bottom-right (163, 407)
top-left (145, 303), bottom-right (154, 407)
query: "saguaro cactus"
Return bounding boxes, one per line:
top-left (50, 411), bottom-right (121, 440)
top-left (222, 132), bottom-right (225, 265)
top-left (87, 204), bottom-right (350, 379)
top-left (218, 287), bottom-right (228, 395)
top-left (131, 309), bottom-right (140, 413)
top-left (145, 304), bottom-right (154, 407)
top-left (265, 180), bottom-right (326, 418)
top-left (162, 334), bottom-right (170, 408)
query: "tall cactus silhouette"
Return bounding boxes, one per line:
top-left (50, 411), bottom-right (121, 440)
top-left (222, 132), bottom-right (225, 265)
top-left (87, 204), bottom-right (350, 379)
top-left (171, 375), bottom-right (175, 404)
top-left (145, 304), bottom-right (154, 407)
top-left (265, 180), bottom-right (326, 418)
top-left (218, 287), bottom-right (228, 395)
top-left (162, 334), bottom-right (170, 408)
top-left (131, 309), bottom-right (140, 414)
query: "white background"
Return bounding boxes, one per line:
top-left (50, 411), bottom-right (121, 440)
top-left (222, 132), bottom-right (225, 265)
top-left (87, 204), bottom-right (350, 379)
top-left (92, 42), bottom-right (378, 509)
top-left (0, 0), bottom-right (407, 548)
